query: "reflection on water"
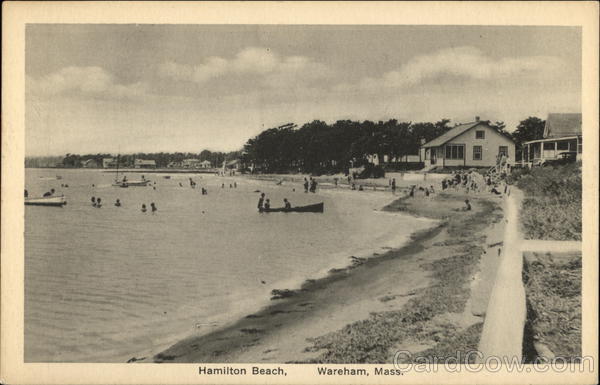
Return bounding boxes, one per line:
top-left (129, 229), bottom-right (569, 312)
top-left (25, 169), bottom-right (434, 362)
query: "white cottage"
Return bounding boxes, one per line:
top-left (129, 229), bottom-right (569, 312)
top-left (420, 118), bottom-right (515, 169)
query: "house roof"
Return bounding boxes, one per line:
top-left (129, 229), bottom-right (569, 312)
top-left (421, 122), bottom-right (482, 148)
top-left (135, 159), bottom-right (156, 164)
top-left (543, 113), bottom-right (582, 138)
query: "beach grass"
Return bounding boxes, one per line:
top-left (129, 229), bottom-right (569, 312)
top-left (509, 163), bottom-right (581, 241)
top-left (522, 252), bottom-right (582, 359)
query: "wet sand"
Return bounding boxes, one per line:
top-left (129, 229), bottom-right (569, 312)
top-left (144, 190), bottom-right (503, 363)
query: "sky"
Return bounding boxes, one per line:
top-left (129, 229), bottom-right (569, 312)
top-left (25, 25), bottom-right (581, 156)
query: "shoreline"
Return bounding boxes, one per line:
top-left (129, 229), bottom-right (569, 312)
top-left (143, 189), bottom-right (503, 364)
top-left (123, 180), bottom-right (434, 363)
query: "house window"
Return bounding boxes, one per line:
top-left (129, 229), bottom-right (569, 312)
top-left (445, 144), bottom-right (464, 160)
top-left (499, 146), bottom-right (509, 156)
top-left (473, 145), bottom-right (482, 160)
top-left (543, 142), bottom-right (555, 150)
top-left (475, 130), bottom-right (485, 139)
top-left (578, 137), bottom-right (582, 154)
top-left (557, 141), bottom-right (569, 151)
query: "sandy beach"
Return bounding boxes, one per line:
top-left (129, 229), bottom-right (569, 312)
top-left (145, 187), bottom-right (504, 364)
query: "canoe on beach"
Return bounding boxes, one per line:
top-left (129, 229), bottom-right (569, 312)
top-left (261, 202), bottom-right (324, 213)
top-left (25, 196), bottom-right (67, 207)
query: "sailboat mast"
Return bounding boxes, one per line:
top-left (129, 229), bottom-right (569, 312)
top-left (116, 154), bottom-right (120, 181)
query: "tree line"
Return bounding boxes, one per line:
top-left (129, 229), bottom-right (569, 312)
top-left (26, 116), bottom-right (546, 172)
top-left (55, 150), bottom-right (242, 169)
top-left (240, 118), bottom-right (527, 174)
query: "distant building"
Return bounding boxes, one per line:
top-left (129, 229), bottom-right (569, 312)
top-left (522, 113), bottom-right (582, 166)
top-left (420, 117), bottom-right (515, 169)
top-left (199, 160), bottom-right (212, 168)
top-left (102, 158), bottom-right (118, 168)
top-left (167, 161), bottom-right (182, 168)
top-left (82, 159), bottom-right (99, 168)
top-left (134, 159), bottom-right (156, 169)
top-left (181, 159), bottom-right (202, 169)
top-left (225, 159), bottom-right (240, 170)
top-left (368, 154), bottom-right (421, 165)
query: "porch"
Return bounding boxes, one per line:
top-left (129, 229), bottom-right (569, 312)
top-left (521, 136), bottom-right (581, 166)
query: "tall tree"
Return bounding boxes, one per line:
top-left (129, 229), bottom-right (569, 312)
top-left (511, 117), bottom-right (546, 147)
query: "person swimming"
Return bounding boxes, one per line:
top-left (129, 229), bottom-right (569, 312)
top-left (264, 199), bottom-right (271, 210)
top-left (96, 197), bottom-right (102, 208)
top-left (284, 198), bottom-right (291, 210)
top-left (24, 189), bottom-right (28, 198)
top-left (91, 197), bottom-right (96, 207)
top-left (115, 199), bottom-right (121, 207)
top-left (464, 199), bottom-right (471, 211)
top-left (43, 188), bottom-right (55, 197)
top-left (141, 204), bottom-right (147, 213)
top-left (150, 202), bottom-right (157, 213)
top-left (257, 193), bottom-right (265, 211)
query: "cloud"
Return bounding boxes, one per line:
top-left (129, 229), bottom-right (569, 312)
top-left (334, 46), bottom-right (566, 92)
top-left (27, 66), bottom-right (149, 100)
top-left (158, 47), bottom-right (331, 87)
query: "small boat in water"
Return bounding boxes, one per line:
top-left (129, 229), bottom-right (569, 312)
top-left (163, 175), bottom-right (171, 179)
top-left (112, 180), bottom-right (150, 187)
top-left (261, 202), bottom-right (324, 213)
top-left (25, 196), bottom-right (66, 207)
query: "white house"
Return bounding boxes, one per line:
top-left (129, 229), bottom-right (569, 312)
top-left (199, 160), bottom-right (212, 168)
top-left (420, 118), bottom-right (515, 169)
top-left (522, 113), bottom-right (582, 166)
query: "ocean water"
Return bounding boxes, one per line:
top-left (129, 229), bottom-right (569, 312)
top-left (24, 168), bottom-right (435, 362)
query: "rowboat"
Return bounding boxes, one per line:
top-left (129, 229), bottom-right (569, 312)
top-left (261, 202), bottom-right (324, 213)
top-left (112, 180), bottom-right (150, 187)
top-left (25, 196), bottom-right (66, 207)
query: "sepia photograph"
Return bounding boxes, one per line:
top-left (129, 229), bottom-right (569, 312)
top-left (2, 2), bottom-right (598, 384)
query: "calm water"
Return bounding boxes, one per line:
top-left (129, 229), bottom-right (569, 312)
top-left (25, 168), bottom-right (434, 362)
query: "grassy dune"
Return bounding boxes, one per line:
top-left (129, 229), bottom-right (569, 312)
top-left (509, 163), bottom-right (581, 240)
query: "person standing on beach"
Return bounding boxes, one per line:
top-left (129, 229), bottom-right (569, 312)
top-left (303, 178), bottom-right (309, 193)
top-left (264, 199), bottom-right (271, 211)
top-left (115, 199), bottom-right (121, 207)
top-left (391, 178), bottom-right (396, 194)
top-left (309, 178), bottom-right (317, 193)
top-left (257, 193), bottom-right (265, 211)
